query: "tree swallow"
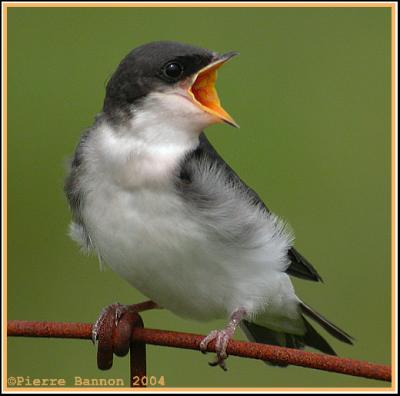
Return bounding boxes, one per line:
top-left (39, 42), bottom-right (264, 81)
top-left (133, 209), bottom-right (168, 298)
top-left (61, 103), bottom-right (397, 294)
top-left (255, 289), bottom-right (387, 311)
top-left (65, 41), bottom-right (353, 370)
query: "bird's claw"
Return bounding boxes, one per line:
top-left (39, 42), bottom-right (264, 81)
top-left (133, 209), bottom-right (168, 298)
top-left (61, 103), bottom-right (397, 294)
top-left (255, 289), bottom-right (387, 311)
top-left (114, 304), bottom-right (127, 326)
top-left (91, 303), bottom-right (127, 344)
top-left (200, 329), bottom-right (232, 371)
top-left (209, 357), bottom-right (228, 371)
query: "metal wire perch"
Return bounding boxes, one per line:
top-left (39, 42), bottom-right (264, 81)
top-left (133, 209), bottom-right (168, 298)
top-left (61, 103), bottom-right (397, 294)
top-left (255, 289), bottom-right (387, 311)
top-left (8, 310), bottom-right (391, 388)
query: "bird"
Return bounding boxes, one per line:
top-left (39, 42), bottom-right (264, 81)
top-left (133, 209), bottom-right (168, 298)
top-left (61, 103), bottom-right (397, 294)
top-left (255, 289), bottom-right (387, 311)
top-left (65, 40), bottom-right (353, 370)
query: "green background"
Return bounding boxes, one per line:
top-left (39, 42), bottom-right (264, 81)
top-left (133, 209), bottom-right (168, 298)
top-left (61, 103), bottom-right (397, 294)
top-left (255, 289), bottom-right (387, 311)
top-left (7, 6), bottom-right (392, 388)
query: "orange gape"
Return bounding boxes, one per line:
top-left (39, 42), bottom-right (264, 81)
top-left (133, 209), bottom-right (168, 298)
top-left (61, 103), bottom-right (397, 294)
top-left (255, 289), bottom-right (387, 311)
top-left (188, 62), bottom-right (238, 127)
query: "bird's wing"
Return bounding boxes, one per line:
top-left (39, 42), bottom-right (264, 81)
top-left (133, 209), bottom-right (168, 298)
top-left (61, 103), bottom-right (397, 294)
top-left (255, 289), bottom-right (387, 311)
top-left (181, 132), bottom-right (322, 282)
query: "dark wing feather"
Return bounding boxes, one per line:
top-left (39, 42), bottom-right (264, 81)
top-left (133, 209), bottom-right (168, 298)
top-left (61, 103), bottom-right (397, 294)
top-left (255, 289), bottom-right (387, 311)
top-left (287, 247), bottom-right (323, 282)
top-left (190, 132), bottom-right (322, 282)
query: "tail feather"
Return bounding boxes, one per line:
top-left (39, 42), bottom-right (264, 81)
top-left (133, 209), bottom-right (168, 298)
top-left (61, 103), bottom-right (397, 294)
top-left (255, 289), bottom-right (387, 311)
top-left (301, 316), bottom-right (336, 355)
top-left (240, 320), bottom-right (295, 366)
top-left (300, 301), bottom-right (354, 345)
top-left (241, 318), bottom-right (337, 366)
top-left (241, 304), bottom-right (354, 366)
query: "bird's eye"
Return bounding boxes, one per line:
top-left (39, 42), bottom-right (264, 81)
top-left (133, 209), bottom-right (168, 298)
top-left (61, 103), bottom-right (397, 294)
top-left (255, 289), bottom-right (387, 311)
top-left (163, 62), bottom-right (183, 79)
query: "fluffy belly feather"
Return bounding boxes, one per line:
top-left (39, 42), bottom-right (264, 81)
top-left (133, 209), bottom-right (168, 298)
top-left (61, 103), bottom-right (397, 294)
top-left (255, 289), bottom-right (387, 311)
top-left (82, 183), bottom-right (300, 327)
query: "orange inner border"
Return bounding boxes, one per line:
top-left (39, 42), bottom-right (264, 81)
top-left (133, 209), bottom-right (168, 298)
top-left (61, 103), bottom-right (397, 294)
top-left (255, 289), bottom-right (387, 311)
top-left (2, 2), bottom-right (397, 393)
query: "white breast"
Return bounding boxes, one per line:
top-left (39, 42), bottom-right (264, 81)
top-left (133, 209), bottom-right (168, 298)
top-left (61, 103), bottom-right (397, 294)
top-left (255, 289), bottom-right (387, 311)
top-left (78, 119), bottom-right (302, 332)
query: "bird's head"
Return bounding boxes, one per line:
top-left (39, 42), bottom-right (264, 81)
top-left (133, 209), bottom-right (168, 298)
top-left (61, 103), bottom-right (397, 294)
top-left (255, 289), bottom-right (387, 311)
top-left (103, 41), bottom-right (239, 132)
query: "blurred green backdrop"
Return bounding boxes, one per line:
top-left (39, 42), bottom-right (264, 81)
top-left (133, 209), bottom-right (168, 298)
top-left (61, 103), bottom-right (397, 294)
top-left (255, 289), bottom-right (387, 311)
top-left (7, 6), bottom-right (391, 389)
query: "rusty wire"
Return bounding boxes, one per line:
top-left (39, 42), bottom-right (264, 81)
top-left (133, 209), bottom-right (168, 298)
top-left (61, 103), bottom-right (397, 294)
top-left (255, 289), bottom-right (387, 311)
top-left (8, 319), bottom-right (391, 386)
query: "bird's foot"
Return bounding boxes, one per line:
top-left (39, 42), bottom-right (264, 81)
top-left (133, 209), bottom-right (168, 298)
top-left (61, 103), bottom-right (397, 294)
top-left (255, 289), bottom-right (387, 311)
top-left (199, 328), bottom-right (233, 371)
top-left (92, 300), bottom-right (159, 370)
top-left (199, 308), bottom-right (246, 371)
top-left (92, 303), bottom-right (127, 344)
top-left (92, 300), bottom-right (160, 344)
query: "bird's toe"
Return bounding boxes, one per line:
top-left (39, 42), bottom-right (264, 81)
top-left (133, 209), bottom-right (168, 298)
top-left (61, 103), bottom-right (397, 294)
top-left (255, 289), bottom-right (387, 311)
top-left (199, 329), bottom-right (219, 352)
top-left (92, 303), bottom-right (124, 344)
top-left (201, 329), bottom-right (231, 371)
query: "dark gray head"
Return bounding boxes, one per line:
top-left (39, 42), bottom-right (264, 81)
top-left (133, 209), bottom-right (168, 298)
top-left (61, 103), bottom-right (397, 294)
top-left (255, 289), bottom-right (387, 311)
top-left (103, 41), bottom-right (238, 128)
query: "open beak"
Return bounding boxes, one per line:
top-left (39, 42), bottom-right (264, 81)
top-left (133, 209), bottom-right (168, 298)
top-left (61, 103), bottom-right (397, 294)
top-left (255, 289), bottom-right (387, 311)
top-left (188, 52), bottom-right (239, 128)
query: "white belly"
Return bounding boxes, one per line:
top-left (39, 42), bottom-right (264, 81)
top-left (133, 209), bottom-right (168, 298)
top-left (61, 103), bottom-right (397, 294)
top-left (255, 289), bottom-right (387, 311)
top-left (76, 125), bottom-right (302, 331)
top-left (84, 185), bottom-right (226, 319)
top-left (82, 182), bottom-right (300, 327)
